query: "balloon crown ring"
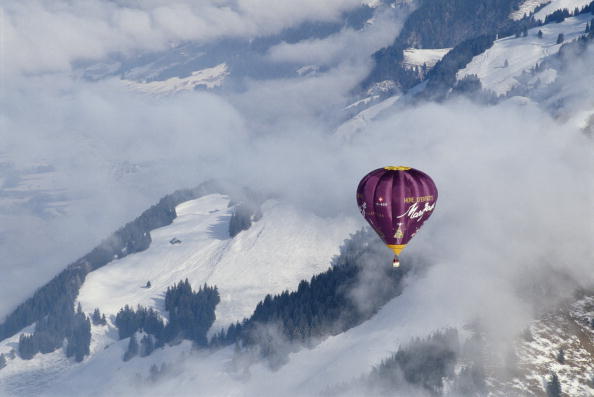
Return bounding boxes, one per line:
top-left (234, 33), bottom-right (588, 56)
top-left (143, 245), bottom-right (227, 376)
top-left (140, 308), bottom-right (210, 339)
top-left (384, 166), bottom-right (411, 171)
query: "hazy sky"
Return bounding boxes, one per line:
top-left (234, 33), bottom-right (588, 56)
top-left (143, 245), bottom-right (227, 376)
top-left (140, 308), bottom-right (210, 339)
top-left (1, 1), bottom-right (593, 395)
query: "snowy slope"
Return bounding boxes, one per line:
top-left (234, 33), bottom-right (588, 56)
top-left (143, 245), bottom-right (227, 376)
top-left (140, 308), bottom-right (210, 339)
top-left (510, 0), bottom-right (551, 20)
top-left (458, 13), bottom-right (591, 96)
top-left (124, 64), bottom-right (229, 95)
top-left (334, 95), bottom-right (400, 141)
top-left (0, 260), bottom-right (468, 397)
top-left (0, 193), bottom-right (358, 395)
top-left (511, 0), bottom-right (592, 21)
top-left (534, 0), bottom-right (593, 20)
top-left (402, 48), bottom-right (452, 69)
top-left (77, 194), bottom-right (357, 333)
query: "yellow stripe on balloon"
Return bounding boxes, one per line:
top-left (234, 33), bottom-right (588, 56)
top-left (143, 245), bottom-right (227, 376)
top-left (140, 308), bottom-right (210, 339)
top-left (387, 244), bottom-right (407, 255)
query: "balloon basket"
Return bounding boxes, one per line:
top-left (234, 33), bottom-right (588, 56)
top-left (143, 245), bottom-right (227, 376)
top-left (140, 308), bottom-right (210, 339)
top-left (392, 256), bottom-right (400, 268)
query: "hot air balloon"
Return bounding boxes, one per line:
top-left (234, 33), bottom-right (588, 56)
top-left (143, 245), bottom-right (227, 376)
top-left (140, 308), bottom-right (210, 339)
top-left (356, 166), bottom-right (438, 267)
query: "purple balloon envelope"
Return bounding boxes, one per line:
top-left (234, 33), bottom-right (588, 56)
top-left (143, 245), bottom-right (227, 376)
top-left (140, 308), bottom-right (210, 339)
top-left (356, 166), bottom-right (438, 266)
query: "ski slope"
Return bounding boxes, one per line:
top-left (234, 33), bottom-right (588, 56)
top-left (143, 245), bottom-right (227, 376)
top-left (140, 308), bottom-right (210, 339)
top-left (458, 14), bottom-right (592, 96)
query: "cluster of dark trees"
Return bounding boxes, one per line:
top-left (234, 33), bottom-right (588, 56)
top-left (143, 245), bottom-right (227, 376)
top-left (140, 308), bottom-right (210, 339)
top-left (228, 201), bottom-right (262, 238)
top-left (355, 328), bottom-right (488, 397)
top-left (91, 308), bottom-right (107, 326)
top-left (18, 303), bottom-right (91, 362)
top-left (210, 228), bottom-right (415, 365)
top-left (369, 329), bottom-right (461, 395)
top-left (122, 333), bottom-right (156, 361)
top-left (165, 280), bottom-right (220, 346)
top-left (115, 280), bottom-right (220, 360)
top-left (115, 305), bottom-right (165, 341)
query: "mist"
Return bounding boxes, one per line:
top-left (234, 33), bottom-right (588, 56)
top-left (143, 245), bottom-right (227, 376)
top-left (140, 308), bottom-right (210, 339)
top-left (1, 0), bottom-right (593, 395)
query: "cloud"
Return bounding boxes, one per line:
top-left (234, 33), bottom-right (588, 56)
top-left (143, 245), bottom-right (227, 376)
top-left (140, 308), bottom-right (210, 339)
top-left (1, 0), bottom-right (362, 76)
top-left (266, 9), bottom-right (400, 66)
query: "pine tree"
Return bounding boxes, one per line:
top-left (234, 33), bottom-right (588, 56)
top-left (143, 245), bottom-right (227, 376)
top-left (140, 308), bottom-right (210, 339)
top-left (92, 308), bottom-right (107, 326)
top-left (546, 373), bottom-right (561, 397)
top-left (18, 334), bottom-right (38, 360)
top-left (123, 334), bottom-right (139, 361)
top-left (0, 353), bottom-right (6, 369)
top-left (66, 312), bottom-right (91, 362)
top-left (522, 26), bottom-right (528, 37)
top-left (556, 33), bottom-right (565, 44)
top-left (538, 30), bottom-right (543, 39)
top-left (140, 334), bottom-right (154, 357)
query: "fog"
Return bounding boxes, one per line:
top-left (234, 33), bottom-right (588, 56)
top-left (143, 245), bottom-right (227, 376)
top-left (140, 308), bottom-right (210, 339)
top-left (1, 0), bottom-right (593, 395)
top-left (2, 0), bottom-right (363, 75)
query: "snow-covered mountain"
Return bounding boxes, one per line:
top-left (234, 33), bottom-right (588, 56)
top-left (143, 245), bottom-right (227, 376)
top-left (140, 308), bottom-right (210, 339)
top-left (1, 0), bottom-right (593, 396)
top-left (0, 192), bottom-right (359, 396)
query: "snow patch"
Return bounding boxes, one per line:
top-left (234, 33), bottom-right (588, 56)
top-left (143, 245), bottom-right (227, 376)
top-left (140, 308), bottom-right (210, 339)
top-left (334, 95), bottom-right (399, 141)
top-left (124, 63), bottom-right (228, 95)
top-left (402, 48), bottom-right (452, 70)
